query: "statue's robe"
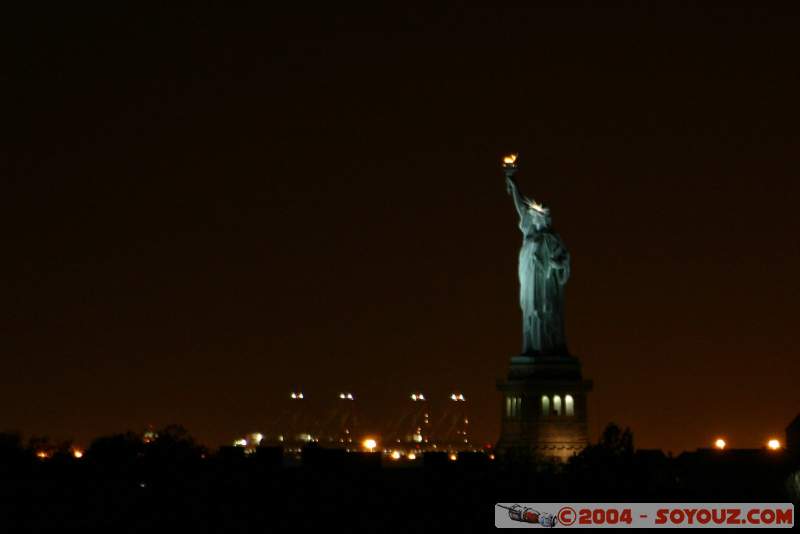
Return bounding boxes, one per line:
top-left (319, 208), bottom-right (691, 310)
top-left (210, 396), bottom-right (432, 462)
top-left (518, 215), bottom-right (570, 356)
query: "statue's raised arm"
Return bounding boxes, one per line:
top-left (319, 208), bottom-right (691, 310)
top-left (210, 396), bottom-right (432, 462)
top-left (505, 175), bottom-right (528, 220)
top-left (503, 154), bottom-right (528, 220)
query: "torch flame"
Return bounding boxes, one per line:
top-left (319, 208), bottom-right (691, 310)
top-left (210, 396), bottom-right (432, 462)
top-left (503, 154), bottom-right (517, 165)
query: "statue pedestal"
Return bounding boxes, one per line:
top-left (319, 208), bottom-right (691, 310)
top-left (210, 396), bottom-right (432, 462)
top-left (496, 354), bottom-right (593, 462)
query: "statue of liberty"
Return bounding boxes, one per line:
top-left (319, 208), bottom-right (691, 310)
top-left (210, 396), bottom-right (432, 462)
top-left (503, 155), bottom-right (570, 356)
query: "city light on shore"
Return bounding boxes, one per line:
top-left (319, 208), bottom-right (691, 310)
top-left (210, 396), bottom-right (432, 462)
top-left (767, 439), bottom-right (781, 450)
top-left (714, 438), bottom-right (726, 450)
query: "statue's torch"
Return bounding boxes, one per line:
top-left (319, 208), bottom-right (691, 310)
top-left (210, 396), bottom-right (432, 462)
top-left (503, 153), bottom-right (518, 178)
top-left (503, 154), bottom-right (518, 195)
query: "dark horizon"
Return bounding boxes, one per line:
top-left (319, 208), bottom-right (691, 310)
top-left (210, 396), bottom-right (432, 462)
top-left (3, 5), bottom-right (799, 453)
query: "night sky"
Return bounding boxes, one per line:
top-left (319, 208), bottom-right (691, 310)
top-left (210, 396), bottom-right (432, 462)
top-left (3, 5), bottom-right (799, 454)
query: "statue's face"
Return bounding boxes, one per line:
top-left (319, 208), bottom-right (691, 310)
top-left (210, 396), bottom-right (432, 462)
top-left (527, 208), bottom-right (551, 230)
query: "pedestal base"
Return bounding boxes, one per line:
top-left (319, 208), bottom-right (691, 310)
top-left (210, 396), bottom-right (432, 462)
top-left (496, 354), bottom-right (592, 462)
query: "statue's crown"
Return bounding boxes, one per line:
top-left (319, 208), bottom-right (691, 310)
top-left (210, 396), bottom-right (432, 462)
top-left (527, 200), bottom-right (549, 215)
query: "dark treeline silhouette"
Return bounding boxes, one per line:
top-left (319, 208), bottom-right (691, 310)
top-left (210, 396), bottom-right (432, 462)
top-left (0, 423), bottom-right (797, 531)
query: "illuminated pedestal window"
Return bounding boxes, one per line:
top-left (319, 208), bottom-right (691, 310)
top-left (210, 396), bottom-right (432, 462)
top-left (553, 395), bottom-right (561, 416)
top-left (506, 396), bottom-right (522, 418)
